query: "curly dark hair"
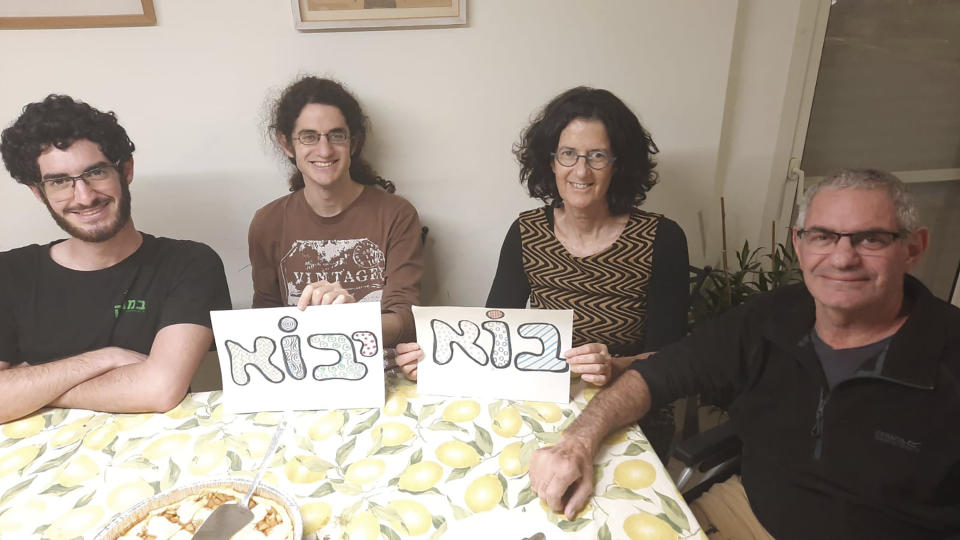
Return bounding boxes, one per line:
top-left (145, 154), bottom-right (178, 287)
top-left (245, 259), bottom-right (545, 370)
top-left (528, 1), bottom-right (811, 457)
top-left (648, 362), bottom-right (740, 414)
top-left (1, 94), bottom-right (135, 185)
top-left (269, 76), bottom-right (383, 192)
top-left (514, 86), bottom-right (659, 214)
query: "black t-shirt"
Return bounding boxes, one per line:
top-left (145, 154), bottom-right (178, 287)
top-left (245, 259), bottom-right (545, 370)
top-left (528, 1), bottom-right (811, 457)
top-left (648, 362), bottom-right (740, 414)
top-left (0, 233), bottom-right (231, 365)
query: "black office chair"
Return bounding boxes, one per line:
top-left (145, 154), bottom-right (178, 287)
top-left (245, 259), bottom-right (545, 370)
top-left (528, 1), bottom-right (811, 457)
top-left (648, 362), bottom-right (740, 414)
top-left (673, 415), bottom-right (740, 500)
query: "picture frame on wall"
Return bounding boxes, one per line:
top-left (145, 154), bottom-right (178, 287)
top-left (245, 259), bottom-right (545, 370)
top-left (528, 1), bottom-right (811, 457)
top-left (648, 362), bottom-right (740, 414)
top-left (0, 0), bottom-right (156, 29)
top-left (291, 0), bottom-right (466, 31)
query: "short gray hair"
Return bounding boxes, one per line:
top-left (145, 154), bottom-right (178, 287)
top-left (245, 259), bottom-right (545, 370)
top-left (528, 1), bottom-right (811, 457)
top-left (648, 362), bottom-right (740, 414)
top-left (795, 168), bottom-right (919, 232)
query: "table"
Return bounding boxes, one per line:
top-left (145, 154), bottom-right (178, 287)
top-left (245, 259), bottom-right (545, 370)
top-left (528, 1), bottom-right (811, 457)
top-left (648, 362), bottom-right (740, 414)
top-left (0, 373), bottom-right (704, 539)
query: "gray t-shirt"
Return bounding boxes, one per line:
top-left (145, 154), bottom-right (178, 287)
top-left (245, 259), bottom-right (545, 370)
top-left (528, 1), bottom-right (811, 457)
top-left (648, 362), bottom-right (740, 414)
top-left (810, 328), bottom-right (892, 389)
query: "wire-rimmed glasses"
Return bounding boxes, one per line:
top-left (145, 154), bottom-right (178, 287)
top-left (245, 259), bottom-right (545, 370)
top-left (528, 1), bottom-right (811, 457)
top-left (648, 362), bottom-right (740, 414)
top-left (294, 129), bottom-right (350, 146)
top-left (796, 227), bottom-right (905, 253)
top-left (36, 161), bottom-right (120, 200)
top-left (551, 148), bottom-right (615, 170)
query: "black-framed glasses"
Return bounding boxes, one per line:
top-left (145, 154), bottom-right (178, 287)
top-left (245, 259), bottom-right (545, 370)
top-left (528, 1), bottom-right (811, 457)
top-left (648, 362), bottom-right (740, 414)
top-left (552, 148), bottom-right (615, 170)
top-left (294, 129), bottom-right (350, 146)
top-left (796, 227), bottom-right (905, 253)
top-left (36, 161), bottom-right (120, 199)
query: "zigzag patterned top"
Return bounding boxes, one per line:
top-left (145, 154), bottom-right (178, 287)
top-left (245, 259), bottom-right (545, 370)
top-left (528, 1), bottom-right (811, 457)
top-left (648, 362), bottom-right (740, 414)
top-left (518, 207), bottom-right (660, 356)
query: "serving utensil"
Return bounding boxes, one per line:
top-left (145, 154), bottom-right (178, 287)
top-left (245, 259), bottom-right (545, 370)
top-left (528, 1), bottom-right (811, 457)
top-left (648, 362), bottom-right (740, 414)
top-left (193, 416), bottom-right (286, 540)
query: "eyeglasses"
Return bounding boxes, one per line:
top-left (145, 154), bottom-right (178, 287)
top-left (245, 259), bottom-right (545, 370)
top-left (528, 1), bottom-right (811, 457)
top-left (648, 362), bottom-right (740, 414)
top-left (796, 227), bottom-right (905, 253)
top-left (551, 148), bottom-right (615, 170)
top-left (294, 129), bottom-right (350, 146)
top-left (37, 161), bottom-right (120, 200)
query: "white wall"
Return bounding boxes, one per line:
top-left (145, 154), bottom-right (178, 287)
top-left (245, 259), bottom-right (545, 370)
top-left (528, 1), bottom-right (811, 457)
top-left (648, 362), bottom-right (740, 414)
top-left (0, 0), bottom-right (810, 308)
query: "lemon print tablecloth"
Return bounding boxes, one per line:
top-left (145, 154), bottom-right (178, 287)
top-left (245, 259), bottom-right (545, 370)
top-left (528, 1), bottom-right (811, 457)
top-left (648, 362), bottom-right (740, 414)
top-left (0, 373), bottom-right (704, 539)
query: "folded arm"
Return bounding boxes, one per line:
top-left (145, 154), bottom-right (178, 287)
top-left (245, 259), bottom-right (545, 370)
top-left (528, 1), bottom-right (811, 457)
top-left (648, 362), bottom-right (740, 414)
top-left (0, 348), bottom-right (143, 424)
top-left (50, 323), bottom-right (212, 414)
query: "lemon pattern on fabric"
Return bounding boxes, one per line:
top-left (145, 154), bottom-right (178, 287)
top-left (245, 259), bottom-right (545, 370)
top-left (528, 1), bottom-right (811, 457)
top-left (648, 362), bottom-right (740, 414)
top-left (614, 459), bottom-right (657, 490)
top-left (442, 400), bottom-right (481, 423)
top-left (345, 511), bottom-right (380, 540)
top-left (525, 401), bottom-right (562, 422)
top-left (308, 410), bottom-right (345, 441)
top-left (345, 458), bottom-right (386, 485)
top-left (388, 499), bottom-right (432, 536)
top-left (491, 406), bottom-right (523, 437)
top-left (0, 444), bottom-right (42, 476)
top-left (0, 374), bottom-right (701, 539)
top-left (436, 440), bottom-right (480, 468)
top-left (465, 475), bottom-right (503, 512)
top-left (285, 455), bottom-right (328, 484)
top-left (1, 414), bottom-right (45, 439)
top-left (372, 422), bottom-right (414, 446)
top-left (54, 454), bottom-right (100, 487)
top-left (498, 441), bottom-right (529, 477)
top-left (624, 512), bottom-right (679, 540)
top-left (301, 501), bottom-right (332, 535)
top-left (398, 461), bottom-right (443, 492)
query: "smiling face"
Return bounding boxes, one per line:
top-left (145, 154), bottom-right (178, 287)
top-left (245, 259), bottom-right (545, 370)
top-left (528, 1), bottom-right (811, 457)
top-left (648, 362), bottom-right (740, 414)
top-left (281, 103), bottom-right (354, 192)
top-left (552, 118), bottom-right (614, 214)
top-left (793, 187), bottom-right (927, 318)
top-left (32, 139), bottom-right (132, 243)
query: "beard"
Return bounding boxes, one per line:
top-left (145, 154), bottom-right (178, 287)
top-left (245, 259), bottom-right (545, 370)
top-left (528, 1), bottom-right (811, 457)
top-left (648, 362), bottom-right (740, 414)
top-left (44, 179), bottom-right (132, 243)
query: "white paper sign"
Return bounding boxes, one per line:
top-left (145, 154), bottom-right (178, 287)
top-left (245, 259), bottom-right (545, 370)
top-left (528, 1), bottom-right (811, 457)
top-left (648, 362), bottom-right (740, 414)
top-left (210, 303), bottom-right (385, 414)
top-left (414, 306), bottom-right (573, 403)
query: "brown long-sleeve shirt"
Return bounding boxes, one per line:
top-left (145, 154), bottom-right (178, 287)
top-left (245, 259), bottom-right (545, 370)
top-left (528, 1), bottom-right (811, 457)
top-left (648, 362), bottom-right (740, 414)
top-left (248, 186), bottom-right (423, 344)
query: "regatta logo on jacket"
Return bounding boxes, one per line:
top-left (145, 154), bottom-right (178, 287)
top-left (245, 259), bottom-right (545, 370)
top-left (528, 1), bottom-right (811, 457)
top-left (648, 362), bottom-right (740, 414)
top-left (874, 430), bottom-right (922, 453)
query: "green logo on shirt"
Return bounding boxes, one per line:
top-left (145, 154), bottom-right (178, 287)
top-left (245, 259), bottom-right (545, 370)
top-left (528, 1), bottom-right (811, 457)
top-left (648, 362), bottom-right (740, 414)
top-left (115, 299), bottom-right (147, 318)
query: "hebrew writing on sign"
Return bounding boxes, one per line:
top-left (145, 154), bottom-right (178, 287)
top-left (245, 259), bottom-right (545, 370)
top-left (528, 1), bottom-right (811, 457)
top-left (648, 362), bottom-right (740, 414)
top-left (210, 303), bottom-right (385, 414)
top-left (414, 306), bottom-right (573, 403)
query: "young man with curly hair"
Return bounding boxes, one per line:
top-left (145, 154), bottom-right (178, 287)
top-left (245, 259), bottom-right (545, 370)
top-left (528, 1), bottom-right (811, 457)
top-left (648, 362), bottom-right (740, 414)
top-left (0, 95), bottom-right (231, 423)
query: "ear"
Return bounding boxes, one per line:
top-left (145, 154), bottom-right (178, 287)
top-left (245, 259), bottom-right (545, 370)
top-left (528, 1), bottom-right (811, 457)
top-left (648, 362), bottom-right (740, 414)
top-left (121, 158), bottom-right (134, 186)
top-left (29, 184), bottom-right (46, 204)
top-left (279, 133), bottom-right (295, 159)
top-left (904, 226), bottom-right (929, 268)
top-left (350, 133), bottom-right (363, 157)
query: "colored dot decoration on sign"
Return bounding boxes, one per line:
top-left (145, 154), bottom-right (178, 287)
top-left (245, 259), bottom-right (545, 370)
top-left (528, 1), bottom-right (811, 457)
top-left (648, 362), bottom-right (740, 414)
top-left (278, 316), bottom-right (298, 333)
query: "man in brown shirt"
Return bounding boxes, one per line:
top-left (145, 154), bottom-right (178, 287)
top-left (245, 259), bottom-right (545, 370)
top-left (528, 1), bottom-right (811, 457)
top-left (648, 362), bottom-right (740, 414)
top-left (249, 77), bottom-right (422, 347)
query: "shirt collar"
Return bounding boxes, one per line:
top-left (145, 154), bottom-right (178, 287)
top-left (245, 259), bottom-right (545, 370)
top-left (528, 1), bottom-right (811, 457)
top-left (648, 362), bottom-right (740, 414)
top-left (764, 275), bottom-right (942, 389)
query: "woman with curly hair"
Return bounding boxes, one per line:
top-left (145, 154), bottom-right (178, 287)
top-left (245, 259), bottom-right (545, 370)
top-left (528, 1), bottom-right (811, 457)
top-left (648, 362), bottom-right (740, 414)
top-left (490, 87), bottom-right (688, 457)
top-left (398, 88), bottom-right (688, 384)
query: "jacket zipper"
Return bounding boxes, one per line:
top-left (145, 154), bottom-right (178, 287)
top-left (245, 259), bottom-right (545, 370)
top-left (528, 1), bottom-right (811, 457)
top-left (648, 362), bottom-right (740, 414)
top-left (811, 386), bottom-right (828, 460)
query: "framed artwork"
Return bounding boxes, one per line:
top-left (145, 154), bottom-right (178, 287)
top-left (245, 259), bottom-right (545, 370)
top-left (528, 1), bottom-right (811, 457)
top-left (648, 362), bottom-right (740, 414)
top-left (0, 0), bottom-right (156, 29)
top-left (291, 0), bottom-right (466, 31)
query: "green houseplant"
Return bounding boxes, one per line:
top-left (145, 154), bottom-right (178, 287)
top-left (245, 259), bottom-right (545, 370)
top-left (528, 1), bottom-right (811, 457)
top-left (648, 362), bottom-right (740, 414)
top-left (689, 197), bottom-right (802, 326)
top-left (690, 239), bottom-right (802, 326)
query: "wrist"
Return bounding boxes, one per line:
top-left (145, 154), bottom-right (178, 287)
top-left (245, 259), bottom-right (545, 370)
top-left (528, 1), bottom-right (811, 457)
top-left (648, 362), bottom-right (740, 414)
top-left (610, 355), bottom-right (633, 377)
top-left (561, 428), bottom-right (600, 457)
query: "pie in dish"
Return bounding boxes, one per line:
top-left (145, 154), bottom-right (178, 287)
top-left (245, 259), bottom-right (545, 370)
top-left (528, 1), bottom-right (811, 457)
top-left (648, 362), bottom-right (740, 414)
top-left (117, 486), bottom-right (294, 540)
